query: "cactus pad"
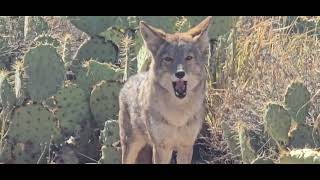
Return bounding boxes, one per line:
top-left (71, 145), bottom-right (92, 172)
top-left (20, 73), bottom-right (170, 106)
top-left (98, 145), bottom-right (121, 164)
top-left (90, 81), bottom-right (122, 128)
top-left (289, 124), bottom-right (315, 148)
top-left (284, 82), bottom-right (310, 124)
top-left (53, 84), bottom-right (91, 135)
top-left (23, 45), bottom-right (65, 102)
top-left (99, 120), bottom-right (120, 146)
top-left (68, 16), bottom-right (128, 37)
top-left (263, 103), bottom-right (292, 144)
top-left (74, 37), bottom-right (117, 63)
top-left (75, 60), bottom-right (123, 94)
top-left (7, 104), bottom-right (58, 163)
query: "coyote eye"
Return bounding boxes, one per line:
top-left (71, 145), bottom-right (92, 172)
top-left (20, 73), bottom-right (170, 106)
top-left (163, 57), bottom-right (173, 62)
top-left (185, 56), bottom-right (193, 61)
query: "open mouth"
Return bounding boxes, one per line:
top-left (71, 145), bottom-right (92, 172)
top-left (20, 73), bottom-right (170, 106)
top-left (172, 80), bottom-right (187, 99)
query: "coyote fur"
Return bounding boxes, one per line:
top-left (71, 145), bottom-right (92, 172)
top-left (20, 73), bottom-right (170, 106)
top-left (118, 16), bottom-right (212, 164)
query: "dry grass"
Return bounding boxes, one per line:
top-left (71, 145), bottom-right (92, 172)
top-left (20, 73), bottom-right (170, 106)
top-left (202, 16), bottom-right (320, 163)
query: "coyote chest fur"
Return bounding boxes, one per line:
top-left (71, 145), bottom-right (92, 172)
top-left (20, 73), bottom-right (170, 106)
top-left (119, 17), bottom-right (212, 164)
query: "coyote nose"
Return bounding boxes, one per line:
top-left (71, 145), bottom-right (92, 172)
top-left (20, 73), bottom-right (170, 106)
top-left (175, 71), bottom-right (185, 79)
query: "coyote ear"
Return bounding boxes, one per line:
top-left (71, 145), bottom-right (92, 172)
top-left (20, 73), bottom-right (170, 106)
top-left (187, 16), bottom-right (212, 53)
top-left (140, 21), bottom-right (166, 55)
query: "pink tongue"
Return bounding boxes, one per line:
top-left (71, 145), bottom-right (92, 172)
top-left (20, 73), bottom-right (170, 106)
top-left (175, 80), bottom-right (185, 92)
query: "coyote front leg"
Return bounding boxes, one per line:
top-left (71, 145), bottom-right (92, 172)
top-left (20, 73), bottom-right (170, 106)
top-left (176, 146), bottom-right (193, 164)
top-left (152, 145), bottom-right (172, 164)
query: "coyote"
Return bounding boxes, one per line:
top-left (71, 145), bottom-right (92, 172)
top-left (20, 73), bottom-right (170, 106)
top-left (118, 16), bottom-right (212, 164)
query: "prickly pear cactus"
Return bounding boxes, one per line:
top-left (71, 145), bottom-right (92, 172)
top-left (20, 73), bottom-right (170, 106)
top-left (289, 124), bottom-right (315, 148)
top-left (90, 81), bottom-right (122, 128)
top-left (75, 60), bottom-right (123, 94)
top-left (6, 104), bottom-right (59, 164)
top-left (87, 60), bottom-right (123, 83)
top-left (98, 120), bottom-right (121, 164)
top-left (99, 27), bottom-right (124, 48)
top-left (263, 103), bottom-right (292, 144)
top-left (0, 71), bottom-right (15, 108)
top-left (280, 149), bottom-right (320, 164)
top-left (98, 145), bottom-right (121, 164)
top-left (74, 37), bottom-right (117, 63)
top-left (284, 82), bottom-right (310, 124)
top-left (23, 45), bottom-right (65, 102)
top-left (68, 16), bottom-right (128, 37)
top-left (100, 120), bottom-right (120, 146)
top-left (53, 83), bottom-right (91, 135)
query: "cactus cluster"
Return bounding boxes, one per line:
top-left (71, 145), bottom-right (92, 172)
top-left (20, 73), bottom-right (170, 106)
top-left (0, 16), bottom-right (125, 163)
top-left (0, 16), bottom-right (239, 164)
top-left (222, 81), bottom-right (319, 164)
top-left (263, 81), bottom-right (318, 163)
top-left (263, 82), bottom-right (313, 148)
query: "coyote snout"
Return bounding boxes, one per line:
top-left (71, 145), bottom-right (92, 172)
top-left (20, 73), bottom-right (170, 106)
top-left (172, 64), bottom-right (187, 98)
top-left (118, 16), bottom-right (212, 164)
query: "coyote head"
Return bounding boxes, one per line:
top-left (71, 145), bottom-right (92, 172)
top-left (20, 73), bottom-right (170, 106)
top-left (140, 16), bottom-right (212, 99)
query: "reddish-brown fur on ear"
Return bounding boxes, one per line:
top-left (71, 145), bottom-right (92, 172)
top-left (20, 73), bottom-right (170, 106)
top-left (187, 16), bottom-right (213, 38)
top-left (187, 16), bottom-right (212, 53)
